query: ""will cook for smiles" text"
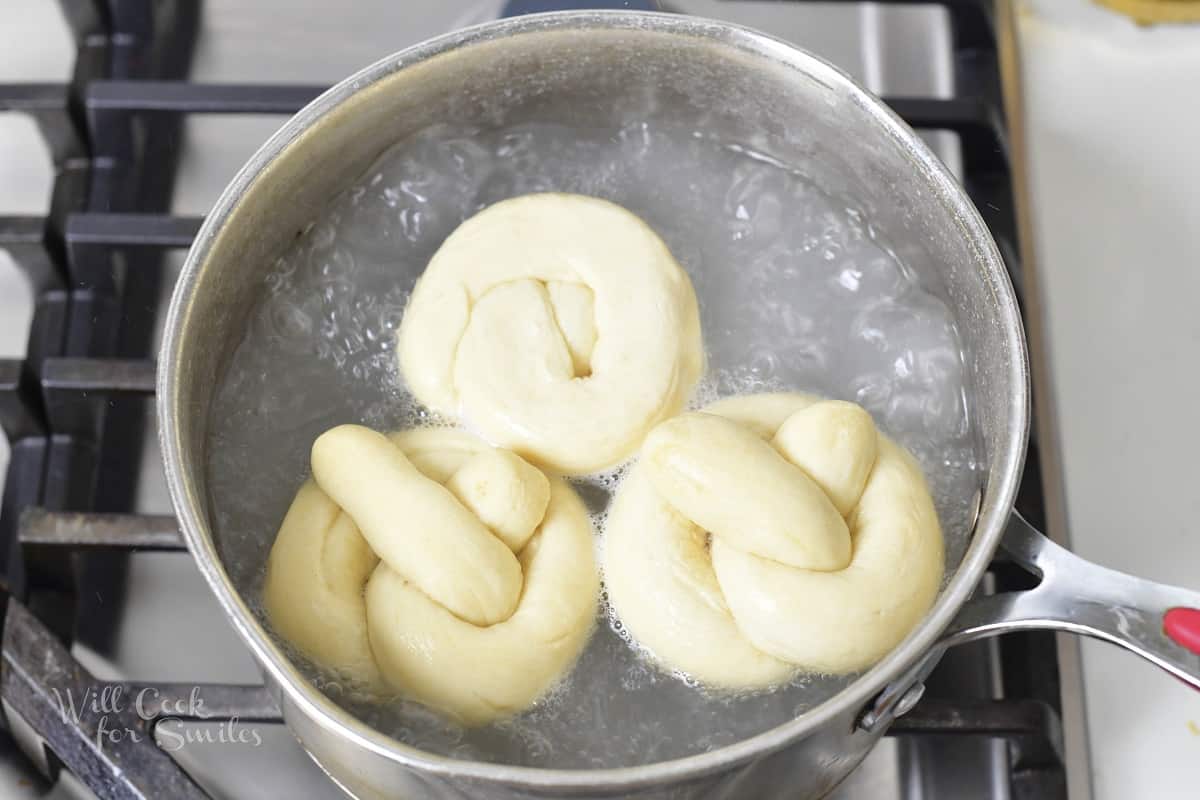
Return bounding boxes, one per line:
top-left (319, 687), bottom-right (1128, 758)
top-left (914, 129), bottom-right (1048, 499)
top-left (50, 685), bottom-right (263, 752)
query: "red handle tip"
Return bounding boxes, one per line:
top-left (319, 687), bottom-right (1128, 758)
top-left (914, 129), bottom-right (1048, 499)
top-left (1164, 607), bottom-right (1200, 656)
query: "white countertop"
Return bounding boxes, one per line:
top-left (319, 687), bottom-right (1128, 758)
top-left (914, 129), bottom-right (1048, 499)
top-left (1015, 0), bottom-right (1200, 797)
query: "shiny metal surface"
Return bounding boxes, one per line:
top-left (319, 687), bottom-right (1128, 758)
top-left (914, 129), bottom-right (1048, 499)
top-left (947, 513), bottom-right (1200, 689)
top-left (158, 10), bottom-right (1032, 799)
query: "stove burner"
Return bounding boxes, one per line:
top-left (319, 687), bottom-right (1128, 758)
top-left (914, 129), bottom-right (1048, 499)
top-left (0, 1), bottom-right (1066, 797)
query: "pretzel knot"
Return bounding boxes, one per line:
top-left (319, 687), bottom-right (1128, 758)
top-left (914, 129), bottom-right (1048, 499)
top-left (604, 393), bottom-right (943, 688)
top-left (397, 193), bottom-right (704, 475)
top-left (264, 425), bottom-right (598, 725)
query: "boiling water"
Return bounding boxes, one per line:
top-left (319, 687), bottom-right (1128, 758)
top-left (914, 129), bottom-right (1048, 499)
top-left (206, 121), bottom-right (982, 769)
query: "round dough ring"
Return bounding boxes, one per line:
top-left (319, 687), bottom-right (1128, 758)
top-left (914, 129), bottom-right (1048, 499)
top-left (603, 393), bottom-right (944, 688)
top-left (264, 426), bottom-right (599, 725)
top-left (397, 193), bottom-right (704, 475)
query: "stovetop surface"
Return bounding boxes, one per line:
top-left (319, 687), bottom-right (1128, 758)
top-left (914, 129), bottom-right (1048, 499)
top-left (0, 2), bottom-right (1068, 798)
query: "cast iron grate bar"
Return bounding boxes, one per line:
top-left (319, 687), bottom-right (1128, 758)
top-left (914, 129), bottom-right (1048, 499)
top-left (1, 598), bottom-right (281, 800)
top-left (64, 215), bottom-right (201, 288)
top-left (886, 96), bottom-right (998, 139)
top-left (887, 96), bottom-right (1007, 173)
top-left (66, 213), bottom-right (203, 248)
top-left (19, 509), bottom-right (184, 551)
top-left (2, 598), bottom-right (206, 799)
top-left (122, 682), bottom-right (282, 723)
top-left (0, 83), bottom-right (83, 163)
top-left (88, 81), bottom-right (325, 114)
top-left (40, 358), bottom-right (156, 438)
top-left (0, 359), bottom-right (43, 443)
top-left (82, 81), bottom-right (1000, 140)
top-left (0, 84), bottom-right (72, 113)
top-left (0, 217), bottom-right (48, 247)
top-left (41, 358), bottom-right (157, 395)
top-left (889, 697), bottom-right (1063, 758)
top-left (0, 361), bottom-right (25, 430)
top-left (0, 216), bottom-right (63, 291)
top-left (891, 697), bottom-right (1067, 797)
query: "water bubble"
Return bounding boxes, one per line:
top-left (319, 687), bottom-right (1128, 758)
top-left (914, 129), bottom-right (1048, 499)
top-left (616, 120), bottom-right (653, 159)
top-left (724, 162), bottom-right (788, 243)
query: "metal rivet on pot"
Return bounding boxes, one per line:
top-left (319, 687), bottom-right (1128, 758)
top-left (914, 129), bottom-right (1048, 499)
top-left (892, 682), bottom-right (926, 719)
top-left (856, 680), bottom-right (926, 733)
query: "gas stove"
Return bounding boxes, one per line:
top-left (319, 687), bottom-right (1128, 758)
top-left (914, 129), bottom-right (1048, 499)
top-left (0, 1), bottom-right (1072, 798)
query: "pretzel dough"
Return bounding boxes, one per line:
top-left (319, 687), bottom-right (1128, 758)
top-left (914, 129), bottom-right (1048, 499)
top-left (397, 193), bottom-right (703, 475)
top-left (264, 425), bottom-right (599, 725)
top-left (603, 393), bottom-right (943, 688)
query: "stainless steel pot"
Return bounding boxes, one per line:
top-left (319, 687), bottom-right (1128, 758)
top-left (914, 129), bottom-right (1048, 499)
top-left (157, 11), bottom-right (1200, 800)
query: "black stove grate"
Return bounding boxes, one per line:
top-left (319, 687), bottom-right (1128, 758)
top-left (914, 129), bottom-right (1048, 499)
top-left (0, 1), bottom-right (1066, 798)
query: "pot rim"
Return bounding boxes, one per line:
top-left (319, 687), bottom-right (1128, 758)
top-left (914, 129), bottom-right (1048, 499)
top-left (157, 9), bottom-right (1029, 792)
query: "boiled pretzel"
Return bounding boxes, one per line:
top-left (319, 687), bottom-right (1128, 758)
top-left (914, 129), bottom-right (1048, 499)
top-left (397, 193), bottom-right (703, 475)
top-left (264, 425), bottom-right (598, 725)
top-left (604, 393), bottom-right (943, 687)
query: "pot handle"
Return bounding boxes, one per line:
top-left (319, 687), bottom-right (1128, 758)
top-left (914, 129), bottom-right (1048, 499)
top-left (942, 511), bottom-right (1200, 688)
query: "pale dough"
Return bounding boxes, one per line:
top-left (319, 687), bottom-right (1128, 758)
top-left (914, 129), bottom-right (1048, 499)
top-left (603, 393), bottom-right (944, 688)
top-left (397, 193), bottom-right (704, 475)
top-left (264, 425), bottom-right (599, 725)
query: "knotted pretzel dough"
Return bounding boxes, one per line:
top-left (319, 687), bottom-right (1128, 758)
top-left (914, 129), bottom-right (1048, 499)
top-left (397, 193), bottom-right (704, 475)
top-left (603, 393), bottom-right (943, 688)
top-left (264, 425), bottom-right (598, 725)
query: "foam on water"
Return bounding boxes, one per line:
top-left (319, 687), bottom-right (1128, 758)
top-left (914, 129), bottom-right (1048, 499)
top-left (206, 120), bottom-right (982, 769)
